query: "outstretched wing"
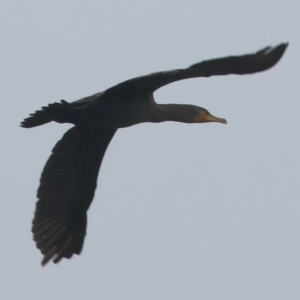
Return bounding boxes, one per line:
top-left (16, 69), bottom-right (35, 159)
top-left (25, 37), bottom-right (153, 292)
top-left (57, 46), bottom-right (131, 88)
top-left (110, 43), bottom-right (288, 94)
top-left (32, 126), bottom-right (116, 265)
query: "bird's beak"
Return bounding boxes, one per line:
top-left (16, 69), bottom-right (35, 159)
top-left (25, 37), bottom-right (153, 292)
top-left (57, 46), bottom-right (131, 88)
top-left (204, 113), bottom-right (227, 124)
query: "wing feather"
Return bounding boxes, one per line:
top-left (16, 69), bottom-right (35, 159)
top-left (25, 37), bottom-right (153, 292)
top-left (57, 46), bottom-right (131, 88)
top-left (32, 126), bottom-right (116, 265)
top-left (110, 43), bottom-right (288, 94)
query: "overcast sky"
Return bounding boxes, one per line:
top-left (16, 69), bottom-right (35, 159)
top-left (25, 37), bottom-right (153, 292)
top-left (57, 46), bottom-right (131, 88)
top-left (1, 1), bottom-right (299, 299)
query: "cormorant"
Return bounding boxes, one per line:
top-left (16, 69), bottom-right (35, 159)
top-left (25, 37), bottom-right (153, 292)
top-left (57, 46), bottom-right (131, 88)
top-left (21, 43), bottom-right (288, 265)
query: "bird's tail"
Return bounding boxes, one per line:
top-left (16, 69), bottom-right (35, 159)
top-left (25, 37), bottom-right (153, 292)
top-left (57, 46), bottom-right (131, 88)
top-left (20, 100), bottom-right (71, 128)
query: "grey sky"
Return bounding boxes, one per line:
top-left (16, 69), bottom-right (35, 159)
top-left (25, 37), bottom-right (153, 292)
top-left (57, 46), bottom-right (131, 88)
top-left (1, 1), bottom-right (299, 299)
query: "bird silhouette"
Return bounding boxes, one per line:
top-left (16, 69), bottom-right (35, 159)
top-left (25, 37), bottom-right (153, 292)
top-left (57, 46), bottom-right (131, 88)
top-left (21, 43), bottom-right (288, 265)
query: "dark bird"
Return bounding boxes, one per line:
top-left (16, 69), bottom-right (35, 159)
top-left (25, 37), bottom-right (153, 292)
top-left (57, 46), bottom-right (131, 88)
top-left (21, 43), bottom-right (288, 265)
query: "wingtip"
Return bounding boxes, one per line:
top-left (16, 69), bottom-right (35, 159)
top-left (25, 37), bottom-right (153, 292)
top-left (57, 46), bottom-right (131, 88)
top-left (272, 42), bottom-right (289, 62)
top-left (41, 246), bottom-right (58, 266)
top-left (277, 42), bottom-right (289, 51)
top-left (260, 42), bottom-right (288, 55)
top-left (257, 42), bottom-right (288, 71)
top-left (282, 42), bottom-right (289, 52)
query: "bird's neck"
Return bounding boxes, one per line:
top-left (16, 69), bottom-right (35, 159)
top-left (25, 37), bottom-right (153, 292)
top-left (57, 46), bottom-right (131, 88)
top-left (153, 104), bottom-right (199, 123)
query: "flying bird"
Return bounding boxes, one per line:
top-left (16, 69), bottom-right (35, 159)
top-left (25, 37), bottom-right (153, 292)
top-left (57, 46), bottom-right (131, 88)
top-left (21, 43), bottom-right (288, 265)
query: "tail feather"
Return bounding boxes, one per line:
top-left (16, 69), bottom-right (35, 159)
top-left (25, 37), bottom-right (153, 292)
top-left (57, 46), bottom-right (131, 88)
top-left (20, 100), bottom-right (71, 128)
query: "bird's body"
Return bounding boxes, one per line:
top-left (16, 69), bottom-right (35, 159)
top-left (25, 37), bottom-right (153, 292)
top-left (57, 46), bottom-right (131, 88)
top-left (21, 43), bottom-right (288, 265)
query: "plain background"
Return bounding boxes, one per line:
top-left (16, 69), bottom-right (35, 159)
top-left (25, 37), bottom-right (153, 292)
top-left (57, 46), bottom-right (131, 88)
top-left (1, 1), bottom-right (299, 299)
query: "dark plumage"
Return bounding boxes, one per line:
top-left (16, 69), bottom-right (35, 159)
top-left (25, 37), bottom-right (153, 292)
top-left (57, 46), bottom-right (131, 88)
top-left (21, 43), bottom-right (288, 265)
